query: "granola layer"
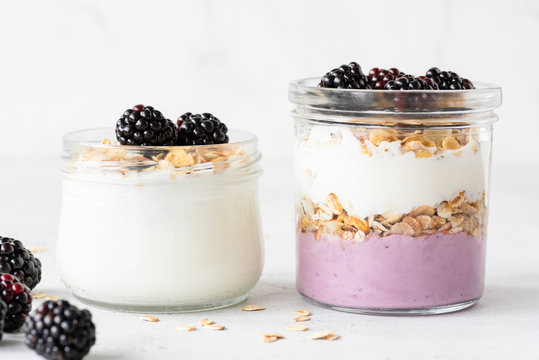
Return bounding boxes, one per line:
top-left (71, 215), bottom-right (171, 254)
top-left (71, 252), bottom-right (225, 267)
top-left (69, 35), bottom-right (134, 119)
top-left (298, 191), bottom-right (486, 241)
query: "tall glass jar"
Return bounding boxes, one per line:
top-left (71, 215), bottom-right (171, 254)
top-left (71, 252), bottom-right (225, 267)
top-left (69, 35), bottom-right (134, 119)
top-left (289, 80), bottom-right (501, 315)
top-left (58, 128), bottom-right (263, 312)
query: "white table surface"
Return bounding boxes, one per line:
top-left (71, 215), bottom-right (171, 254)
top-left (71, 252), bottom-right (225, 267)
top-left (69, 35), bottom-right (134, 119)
top-left (1, 159), bottom-right (538, 360)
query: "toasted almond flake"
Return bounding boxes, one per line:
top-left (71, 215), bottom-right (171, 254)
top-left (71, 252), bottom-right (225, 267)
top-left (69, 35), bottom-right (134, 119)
top-left (410, 205), bottom-right (435, 217)
top-left (28, 247), bottom-right (46, 253)
top-left (294, 309), bottom-right (311, 316)
top-left (199, 318), bottom-right (214, 326)
top-left (46, 296), bottom-right (60, 301)
top-left (176, 325), bottom-right (196, 331)
top-left (326, 193), bottom-right (344, 215)
top-left (309, 330), bottom-right (339, 340)
top-left (262, 333), bottom-right (284, 339)
top-left (442, 136), bottom-right (461, 150)
top-left (402, 216), bottom-right (422, 236)
top-left (101, 138), bottom-right (112, 145)
top-left (294, 316), bottom-right (310, 322)
top-left (326, 333), bottom-right (340, 340)
top-left (388, 222), bottom-right (415, 236)
top-left (263, 335), bottom-right (279, 343)
top-left (32, 292), bottom-right (47, 299)
top-left (242, 305), bottom-right (266, 311)
top-left (206, 324), bottom-right (225, 330)
top-left (287, 324), bottom-right (308, 331)
top-left (140, 316), bottom-right (159, 322)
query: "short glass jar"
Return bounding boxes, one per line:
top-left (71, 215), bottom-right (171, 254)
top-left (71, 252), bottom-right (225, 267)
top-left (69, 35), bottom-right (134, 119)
top-left (58, 128), bottom-right (263, 312)
top-left (289, 79), bottom-right (502, 315)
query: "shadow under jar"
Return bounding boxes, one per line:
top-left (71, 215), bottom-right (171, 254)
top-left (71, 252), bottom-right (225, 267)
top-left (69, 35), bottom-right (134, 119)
top-left (289, 79), bottom-right (502, 315)
top-left (58, 128), bottom-right (263, 312)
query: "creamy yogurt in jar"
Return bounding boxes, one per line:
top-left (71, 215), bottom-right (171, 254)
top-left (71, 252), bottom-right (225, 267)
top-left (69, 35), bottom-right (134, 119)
top-left (57, 128), bottom-right (263, 312)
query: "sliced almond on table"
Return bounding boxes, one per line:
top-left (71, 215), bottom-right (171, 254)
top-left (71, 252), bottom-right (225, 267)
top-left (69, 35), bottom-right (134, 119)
top-left (262, 333), bottom-right (284, 342)
top-left (206, 324), bottom-right (225, 331)
top-left (46, 296), bottom-right (60, 301)
top-left (32, 292), bottom-right (47, 299)
top-left (199, 318), bottom-right (214, 326)
top-left (309, 330), bottom-right (339, 340)
top-left (242, 304), bottom-right (266, 311)
top-left (176, 325), bottom-right (196, 331)
top-left (286, 324), bottom-right (308, 332)
top-left (28, 247), bottom-right (46, 253)
top-left (294, 316), bottom-right (310, 322)
top-left (294, 309), bottom-right (311, 316)
top-left (140, 316), bottom-right (159, 322)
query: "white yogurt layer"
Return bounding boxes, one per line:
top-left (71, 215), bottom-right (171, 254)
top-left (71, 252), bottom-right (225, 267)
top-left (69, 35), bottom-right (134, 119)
top-left (57, 169), bottom-right (263, 307)
top-left (295, 126), bottom-right (486, 219)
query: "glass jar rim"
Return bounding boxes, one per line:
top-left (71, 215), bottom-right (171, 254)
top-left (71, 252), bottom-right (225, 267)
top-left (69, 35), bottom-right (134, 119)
top-left (62, 128), bottom-right (261, 177)
top-left (288, 77), bottom-right (502, 114)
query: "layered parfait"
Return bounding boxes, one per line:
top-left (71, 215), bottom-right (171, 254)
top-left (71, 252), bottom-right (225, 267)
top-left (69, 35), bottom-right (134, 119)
top-left (293, 63), bottom-right (497, 313)
top-left (58, 105), bottom-right (263, 312)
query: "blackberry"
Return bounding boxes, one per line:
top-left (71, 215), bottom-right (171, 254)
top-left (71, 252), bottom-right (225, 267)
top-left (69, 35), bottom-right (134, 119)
top-left (318, 62), bottom-right (369, 89)
top-left (0, 236), bottom-right (42, 289)
top-left (115, 104), bottom-right (179, 146)
top-left (0, 299), bottom-right (6, 341)
top-left (425, 67), bottom-right (475, 90)
top-left (177, 113), bottom-right (229, 145)
top-left (367, 67), bottom-right (404, 89)
top-left (0, 273), bottom-right (32, 332)
top-left (25, 300), bottom-right (96, 360)
top-left (384, 74), bottom-right (437, 90)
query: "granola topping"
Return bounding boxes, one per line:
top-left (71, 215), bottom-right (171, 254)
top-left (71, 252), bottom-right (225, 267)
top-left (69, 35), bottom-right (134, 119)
top-left (299, 191), bottom-right (486, 239)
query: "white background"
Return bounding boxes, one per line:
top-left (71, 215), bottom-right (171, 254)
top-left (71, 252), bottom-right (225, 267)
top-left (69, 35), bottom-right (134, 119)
top-left (0, 0), bottom-right (538, 359)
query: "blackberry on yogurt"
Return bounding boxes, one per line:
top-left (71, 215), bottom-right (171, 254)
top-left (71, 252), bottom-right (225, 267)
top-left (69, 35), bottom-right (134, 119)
top-left (367, 67), bottom-right (404, 89)
top-left (384, 74), bottom-right (437, 90)
top-left (319, 62), bottom-right (369, 89)
top-left (116, 104), bottom-right (179, 146)
top-left (177, 112), bottom-right (229, 145)
top-left (0, 273), bottom-right (32, 332)
top-left (425, 67), bottom-right (475, 90)
top-left (0, 236), bottom-right (42, 289)
top-left (25, 300), bottom-right (96, 360)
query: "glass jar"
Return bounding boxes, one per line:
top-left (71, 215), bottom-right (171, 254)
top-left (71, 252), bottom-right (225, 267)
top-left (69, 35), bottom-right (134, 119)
top-left (289, 79), bottom-right (501, 315)
top-left (58, 128), bottom-right (263, 312)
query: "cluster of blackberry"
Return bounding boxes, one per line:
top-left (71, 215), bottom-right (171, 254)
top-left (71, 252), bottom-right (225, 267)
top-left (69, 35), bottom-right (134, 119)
top-left (0, 236), bottom-right (96, 359)
top-left (319, 63), bottom-right (475, 91)
top-left (115, 104), bottom-right (230, 147)
top-left (318, 62), bottom-right (369, 89)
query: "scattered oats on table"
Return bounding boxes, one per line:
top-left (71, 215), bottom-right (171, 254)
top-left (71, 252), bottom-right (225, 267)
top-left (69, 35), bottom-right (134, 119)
top-left (140, 316), bottom-right (159, 322)
top-left (309, 330), bottom-right (339, 340)
top-left (286, 324), bottom-right (308, 332)
top-left (294, 315), bottom-right (310, 322)
top-left (242, 304), bottom-right (266, 311)
top-left (176, 325), bottom-right (196, 331)
top-left (206, 324), bottom-right (225, 331)
top-left (262, 333), bottom-right (284, 343)
top-left (199, 318), bottom-right (214, 326)
top-left (294, 309), bottom-right (311, 316)
top-left (32, 292), bottom-right (47, 299)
